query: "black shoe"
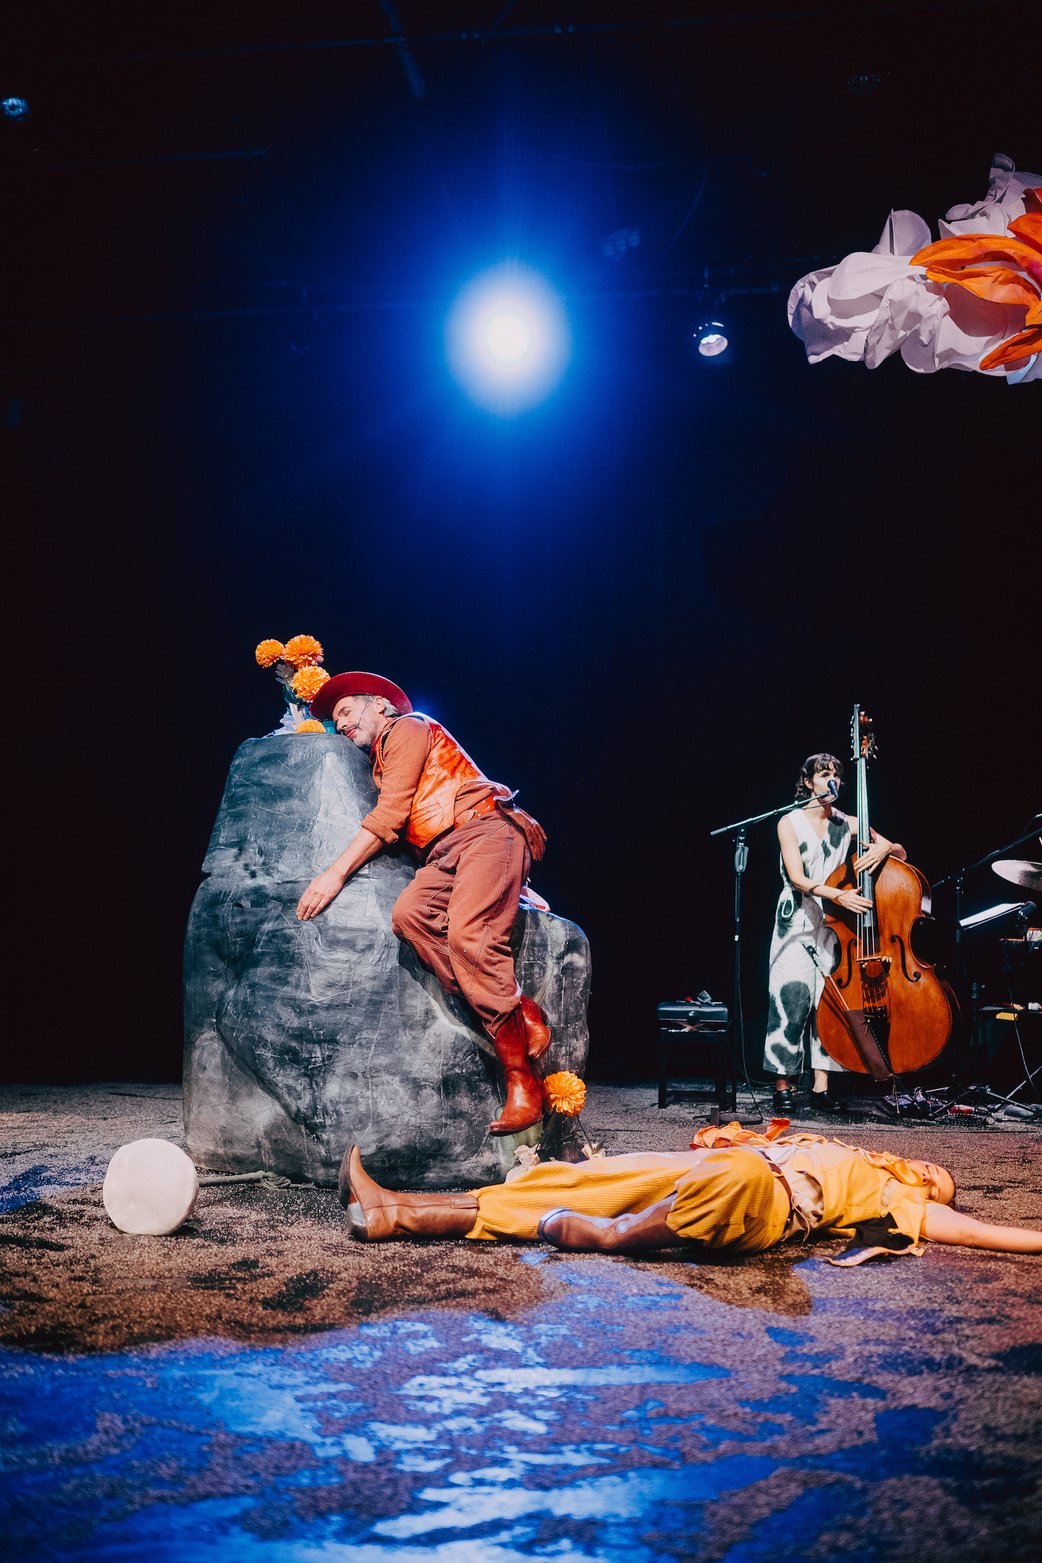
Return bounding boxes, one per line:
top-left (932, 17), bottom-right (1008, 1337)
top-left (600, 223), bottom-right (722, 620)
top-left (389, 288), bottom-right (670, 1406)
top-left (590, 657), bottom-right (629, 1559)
top-left (772, 1087), bottom-right (795, 1116)
top-left (809, 1090), bottom-right (849, 1116)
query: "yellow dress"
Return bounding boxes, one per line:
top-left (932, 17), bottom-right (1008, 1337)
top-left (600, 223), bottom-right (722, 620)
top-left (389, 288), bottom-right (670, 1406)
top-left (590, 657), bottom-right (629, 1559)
top-left (464, 1136), bottom-right (931, 1253)
top-left (758, 1137), bottom-right (930, 1247)
top-left (465, 1148), bottom-right (790, 1253)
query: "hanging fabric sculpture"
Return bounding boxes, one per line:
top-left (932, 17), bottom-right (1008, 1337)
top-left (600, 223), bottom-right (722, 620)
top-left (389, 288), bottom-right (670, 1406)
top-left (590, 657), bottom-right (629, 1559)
top-left (788, 154), bottom-right (1041, 385)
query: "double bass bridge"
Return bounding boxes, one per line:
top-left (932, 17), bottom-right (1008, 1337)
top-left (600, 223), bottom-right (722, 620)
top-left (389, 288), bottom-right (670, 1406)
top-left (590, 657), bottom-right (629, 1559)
top-left (857, 954), bottom-right (891, 1022)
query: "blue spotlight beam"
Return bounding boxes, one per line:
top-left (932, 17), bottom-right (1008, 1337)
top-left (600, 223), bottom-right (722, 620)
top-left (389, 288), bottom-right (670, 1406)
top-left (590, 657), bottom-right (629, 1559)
top-left (446, 263), bottom-right (570, 415)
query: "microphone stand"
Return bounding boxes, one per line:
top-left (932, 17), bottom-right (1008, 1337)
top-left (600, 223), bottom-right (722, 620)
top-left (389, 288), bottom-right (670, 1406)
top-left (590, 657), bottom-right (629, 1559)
top-left (709, 788), bottom-right (840, 1118)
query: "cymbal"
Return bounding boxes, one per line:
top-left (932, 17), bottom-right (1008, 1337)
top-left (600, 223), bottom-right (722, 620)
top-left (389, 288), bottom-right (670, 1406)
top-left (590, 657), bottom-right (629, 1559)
top-left (991, 859), bottom-right (1042, 893)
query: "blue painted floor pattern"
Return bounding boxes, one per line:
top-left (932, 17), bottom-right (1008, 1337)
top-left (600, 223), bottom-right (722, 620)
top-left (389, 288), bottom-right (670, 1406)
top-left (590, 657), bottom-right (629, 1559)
top-left (3, 1094), bottom-right (1041, 1561)
top-left (4, 1251), bottom-right (1035, 1562)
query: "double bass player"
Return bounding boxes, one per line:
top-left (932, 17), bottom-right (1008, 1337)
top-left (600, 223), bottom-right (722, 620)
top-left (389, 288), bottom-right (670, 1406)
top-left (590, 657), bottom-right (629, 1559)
top-left (763, 752), bottom-right (905, 1117)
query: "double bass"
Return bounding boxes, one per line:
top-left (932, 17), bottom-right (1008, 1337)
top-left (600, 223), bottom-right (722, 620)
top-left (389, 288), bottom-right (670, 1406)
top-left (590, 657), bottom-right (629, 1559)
top-left (816, 706), bottom-right (958, 1079)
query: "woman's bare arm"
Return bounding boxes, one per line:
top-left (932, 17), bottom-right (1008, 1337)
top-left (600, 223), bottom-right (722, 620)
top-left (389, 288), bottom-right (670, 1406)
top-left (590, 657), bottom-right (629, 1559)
top-left (922, 1200), bottom-right (1042, 1253)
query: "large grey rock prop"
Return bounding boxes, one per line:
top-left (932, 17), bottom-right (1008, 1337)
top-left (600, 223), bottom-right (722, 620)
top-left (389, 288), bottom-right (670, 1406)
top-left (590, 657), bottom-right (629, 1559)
top-left (184, 736), bottom-right (591, 1188)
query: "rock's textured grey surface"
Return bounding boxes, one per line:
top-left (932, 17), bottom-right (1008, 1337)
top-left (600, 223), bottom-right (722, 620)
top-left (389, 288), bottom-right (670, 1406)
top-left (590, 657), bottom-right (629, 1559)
top-left (184, 736), bottom-right (591, 1187)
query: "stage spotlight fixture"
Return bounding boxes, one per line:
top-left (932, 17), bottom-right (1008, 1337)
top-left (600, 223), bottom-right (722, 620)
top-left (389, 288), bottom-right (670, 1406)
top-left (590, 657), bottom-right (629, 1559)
top-left (446, 263), bottom-right (570, 414)
top-left (694, 321), bottom-right (728, 357)
top-left (2, 96), bottom-right (30, 121)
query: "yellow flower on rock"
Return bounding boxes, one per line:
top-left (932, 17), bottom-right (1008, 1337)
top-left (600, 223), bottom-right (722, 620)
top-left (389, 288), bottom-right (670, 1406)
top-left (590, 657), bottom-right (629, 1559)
top-left (255, 639), bottom-right (285, 668)
top-left (291, 666), bottom-right (330, 703)
top-left (283, 634), bottom-right (325, 668)
top-left (295, 719), bottom-right (327, 734)
top-left (543, 1071), bottom-right (586, 1117)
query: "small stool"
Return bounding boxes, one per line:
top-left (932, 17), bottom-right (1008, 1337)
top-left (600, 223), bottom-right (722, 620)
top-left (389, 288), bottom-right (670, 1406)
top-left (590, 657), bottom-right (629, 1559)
top-left (657, 998), bottom-right (735, 1116)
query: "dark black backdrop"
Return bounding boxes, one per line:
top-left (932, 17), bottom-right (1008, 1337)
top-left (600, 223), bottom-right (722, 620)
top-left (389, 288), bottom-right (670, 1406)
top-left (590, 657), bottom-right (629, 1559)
top-left (5, 4), bottom-right (1038, 1084)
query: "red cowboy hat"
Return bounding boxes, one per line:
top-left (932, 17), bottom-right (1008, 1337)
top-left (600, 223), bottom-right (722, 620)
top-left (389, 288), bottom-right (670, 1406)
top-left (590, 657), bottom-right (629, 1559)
top-left (309, 671), bottom-right (413, 721)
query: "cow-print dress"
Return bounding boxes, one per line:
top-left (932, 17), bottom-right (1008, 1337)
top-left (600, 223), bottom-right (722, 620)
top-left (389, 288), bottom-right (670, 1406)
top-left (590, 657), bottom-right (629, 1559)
top-left (763, 806), bottom-right (854, 1078)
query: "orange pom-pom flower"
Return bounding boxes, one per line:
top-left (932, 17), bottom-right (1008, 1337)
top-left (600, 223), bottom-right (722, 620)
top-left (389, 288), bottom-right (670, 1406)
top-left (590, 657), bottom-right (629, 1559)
top-left (283, 634), bottom-right (325, 668)
top-left (291, 666), bottom-right (330, 704)
top-left (543, 1071), bottom-right (586, 1117)
top-left (255, 639), bottom-right (285, 668)
top-left (295, 719), bottom-right (327, 734)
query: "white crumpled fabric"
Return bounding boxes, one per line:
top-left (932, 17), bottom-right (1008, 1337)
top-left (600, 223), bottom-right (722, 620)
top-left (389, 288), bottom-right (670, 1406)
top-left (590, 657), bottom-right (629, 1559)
top-left (788, 155), bottom-right (1040, 383)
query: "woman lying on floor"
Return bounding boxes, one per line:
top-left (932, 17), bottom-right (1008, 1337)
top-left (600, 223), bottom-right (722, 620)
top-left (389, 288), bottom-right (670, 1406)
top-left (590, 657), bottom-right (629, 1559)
top-left (340, 1134), bottom-right (1042, 1266)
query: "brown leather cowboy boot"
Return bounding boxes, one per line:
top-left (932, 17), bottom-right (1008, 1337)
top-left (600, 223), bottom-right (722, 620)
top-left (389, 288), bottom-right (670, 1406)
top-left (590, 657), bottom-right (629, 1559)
top-left (489, 1007), bottom-right (545, 1135)
top-left (519, 994), bottom-right (552, 1061)
top-left (339, 1146), bottom-right (478, 1241)
top-left (536, 1197), bottom-right (681, 1251)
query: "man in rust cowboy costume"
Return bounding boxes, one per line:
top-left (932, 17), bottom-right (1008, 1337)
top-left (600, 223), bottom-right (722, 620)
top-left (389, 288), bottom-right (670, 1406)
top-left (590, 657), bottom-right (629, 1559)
top-left (299, 671), bottom-right (549, 1135)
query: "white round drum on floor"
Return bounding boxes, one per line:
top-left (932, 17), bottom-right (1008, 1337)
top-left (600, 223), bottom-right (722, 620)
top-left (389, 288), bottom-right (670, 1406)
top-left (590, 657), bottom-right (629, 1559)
top-left (103, 1138), bottom-right (200, 1235)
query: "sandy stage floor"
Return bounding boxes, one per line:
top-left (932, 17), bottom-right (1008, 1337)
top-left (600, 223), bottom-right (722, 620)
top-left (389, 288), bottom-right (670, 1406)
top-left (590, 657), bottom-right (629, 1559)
top-left (1, 1082), bottom-right (1040, 1561)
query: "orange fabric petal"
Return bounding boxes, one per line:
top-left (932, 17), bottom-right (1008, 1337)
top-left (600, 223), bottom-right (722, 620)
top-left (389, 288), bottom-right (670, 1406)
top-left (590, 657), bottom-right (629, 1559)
top-left (1008, 211), bottom-right (1042, 250)
top-left (912, 234), bottom-right (1042, 288)
top-left (979, 327), bottom-right (1042, 370)
top-left (921, 263), bottom-right (1040, 309)
top-left (690, 1119), bottom-right (793, 1149)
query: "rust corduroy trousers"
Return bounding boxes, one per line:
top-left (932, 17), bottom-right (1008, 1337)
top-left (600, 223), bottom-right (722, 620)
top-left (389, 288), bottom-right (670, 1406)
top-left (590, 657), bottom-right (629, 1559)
top-left (390, 813), bottom-right (530, 1035)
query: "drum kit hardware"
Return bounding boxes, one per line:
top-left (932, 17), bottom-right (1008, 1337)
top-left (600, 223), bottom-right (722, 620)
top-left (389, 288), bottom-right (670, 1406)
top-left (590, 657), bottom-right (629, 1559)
top-left (990, 860), bottom-right (1042, 894)
top-left (928, 832), bottom-right (1041, 1121)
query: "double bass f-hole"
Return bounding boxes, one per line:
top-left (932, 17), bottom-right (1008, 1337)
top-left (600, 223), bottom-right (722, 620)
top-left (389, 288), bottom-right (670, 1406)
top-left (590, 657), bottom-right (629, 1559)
top-left (890, 933), bottom-right (921, 984)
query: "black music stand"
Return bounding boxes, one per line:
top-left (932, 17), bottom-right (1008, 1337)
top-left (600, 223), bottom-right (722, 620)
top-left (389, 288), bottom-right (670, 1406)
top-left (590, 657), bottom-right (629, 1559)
top-left (928, 904), bottom-right (1041, 1121)
top-left (929, 826), bottom-right (1041, 1121)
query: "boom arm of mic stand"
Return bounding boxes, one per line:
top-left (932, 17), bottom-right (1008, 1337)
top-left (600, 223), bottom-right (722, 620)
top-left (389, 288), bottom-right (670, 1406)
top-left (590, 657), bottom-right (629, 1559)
top-left (709, 793), bottom-right (830, 839)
